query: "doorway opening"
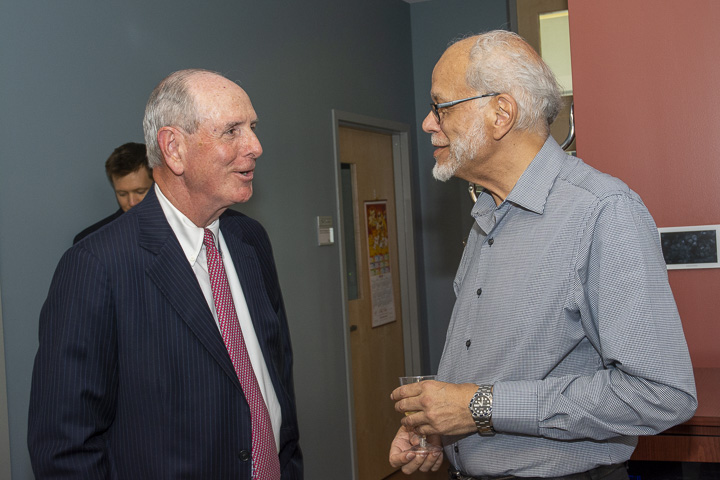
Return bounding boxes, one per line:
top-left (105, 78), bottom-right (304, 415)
top-left (332, 110), bottom-right (421, 479)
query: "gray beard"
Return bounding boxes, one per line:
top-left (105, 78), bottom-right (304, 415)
top-left (432, 120), bottom-right (486, 182)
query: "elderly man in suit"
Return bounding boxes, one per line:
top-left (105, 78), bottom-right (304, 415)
top-left (28, 69), bottom-right (302, 479)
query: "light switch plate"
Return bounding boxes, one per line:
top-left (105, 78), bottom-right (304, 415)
top-left (317, 216), bottom-right (334, 246)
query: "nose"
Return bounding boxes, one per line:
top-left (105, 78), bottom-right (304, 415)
top-left (128, 193), bottom-right (143, 207)
top-left (248, 130), bottom-right (263, 158)
top-left (422, 111), bottom-right (440, 133)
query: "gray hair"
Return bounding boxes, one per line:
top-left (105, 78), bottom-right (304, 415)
top-left (143, 69), bottom-right (220, 168)
top-left (464, 30), bottom-right (563, 136)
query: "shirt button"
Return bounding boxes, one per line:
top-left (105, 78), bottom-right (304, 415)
top-left (238, 449), bottom-right (251, 462)
top-left (454, 444), bottom-right (460, 453)
top-left (466, 339), bottom-right (471, 349)
top-left (476, 288), bottom-right (482, 296)
top-left (488, 238), bottom-right (494, 246)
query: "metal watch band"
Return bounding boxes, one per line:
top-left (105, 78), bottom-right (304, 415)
top-left (469, 384), bottom-right (495, 436)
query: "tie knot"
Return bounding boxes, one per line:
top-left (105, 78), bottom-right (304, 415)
top-left (203, 228), bottom-right (216, 249)
top-left (203, 228), bottom-right (217, 252)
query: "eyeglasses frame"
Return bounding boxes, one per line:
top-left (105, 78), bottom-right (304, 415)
top-left (430, 93), bottom-right (500, 122)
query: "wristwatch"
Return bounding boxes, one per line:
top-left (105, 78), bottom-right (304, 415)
top-left (468, 384), bottom-right (495, 436)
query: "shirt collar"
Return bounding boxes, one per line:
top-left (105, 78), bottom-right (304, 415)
top-left (504, 136), bottom-right (566, 214)
top-left (155, 184), bottom-right (220, 265)
top-left (473, 136), bottom-right (566, 217)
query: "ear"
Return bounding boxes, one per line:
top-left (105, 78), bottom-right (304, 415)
top-left (157, 126), bottom-right (186, 176)
top-left (490, 94), bottom-right (517, 140)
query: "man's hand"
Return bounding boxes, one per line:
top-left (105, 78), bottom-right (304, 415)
top-left (388, 426), bottom-right (443, 474)
top-left (391, 380), bottom-right (478, 437)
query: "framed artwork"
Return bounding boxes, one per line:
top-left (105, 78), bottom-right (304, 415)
top-left (658, 225), bottom-right (720, 270)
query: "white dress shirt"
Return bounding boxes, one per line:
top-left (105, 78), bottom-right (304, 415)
top-left (155, 184), bottom-right (281, 451)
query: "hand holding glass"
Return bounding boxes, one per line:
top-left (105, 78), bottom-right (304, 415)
top-left (398, 375), bottom-right (443, 454)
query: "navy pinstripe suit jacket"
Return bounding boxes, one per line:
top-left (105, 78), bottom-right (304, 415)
top-left (28, 187), bottom-right (302, 479)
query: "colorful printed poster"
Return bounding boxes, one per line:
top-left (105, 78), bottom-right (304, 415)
top-left (364, 200), bottom-right (395, 327)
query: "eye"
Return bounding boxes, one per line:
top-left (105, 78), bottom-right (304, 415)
top-left (223, 122), bottom-right (242, 136)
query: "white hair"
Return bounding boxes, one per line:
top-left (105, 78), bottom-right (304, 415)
top-left (142, 69), bottom-right (221, 168)
top-left (464, 30), bottom-right (563, 136)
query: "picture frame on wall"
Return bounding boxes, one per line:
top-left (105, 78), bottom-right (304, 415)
top-left (658, 225), bottom-right (720, 270)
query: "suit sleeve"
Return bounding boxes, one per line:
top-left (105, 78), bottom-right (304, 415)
top-left (28, 246), bottom-right (118, 478)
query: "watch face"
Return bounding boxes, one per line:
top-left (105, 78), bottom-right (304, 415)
top-left (472, 405), bottom-right (491, 417)
top-left (471, 390), bottom-right (492, 418)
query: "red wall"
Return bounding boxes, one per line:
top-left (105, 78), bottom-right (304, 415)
top-left (568, 0), bottom-right (720, 367)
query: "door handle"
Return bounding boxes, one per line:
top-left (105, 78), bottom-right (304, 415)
top-left (560, 102), bottom-right (575, 151)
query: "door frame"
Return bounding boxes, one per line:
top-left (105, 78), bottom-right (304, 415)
top-left (331, 110), bottom-right (422, 478)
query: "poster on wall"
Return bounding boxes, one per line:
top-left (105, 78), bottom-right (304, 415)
top-left (658, 225), bottom-right (720, 270)
top-left (364, 200), bottom-right (396, 327)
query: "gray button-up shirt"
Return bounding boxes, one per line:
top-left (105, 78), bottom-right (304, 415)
top-left (438, 137), bottom-right (697, 477)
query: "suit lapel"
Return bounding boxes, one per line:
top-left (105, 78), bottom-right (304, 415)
top-left (137, 188), bottom-right (241, 389)
top-left (221, 218), bottom-right (278, 376)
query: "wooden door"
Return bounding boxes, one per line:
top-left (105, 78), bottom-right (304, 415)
top-left (339, 125), bottom-right (406, 479)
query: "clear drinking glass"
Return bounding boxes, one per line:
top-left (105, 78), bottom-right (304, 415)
top-left (398, 375), bottom-right (443, 454)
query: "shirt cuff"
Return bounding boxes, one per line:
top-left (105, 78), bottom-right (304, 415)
top-left (492, 380), bottom-right (539, 436)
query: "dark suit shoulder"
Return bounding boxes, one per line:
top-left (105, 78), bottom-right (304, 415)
top-left (220, 209), bottom-right (271, 246)
top-left (220, 207), bottom-right (254, 225)
top-left (73, 209), bottom-right (124, 244)
top-left (69, 205), bottom-right (152, 272)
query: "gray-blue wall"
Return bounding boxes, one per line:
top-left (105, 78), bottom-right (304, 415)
top-left (0, 0), bottom-right (508, 477)
top-left (410, 0), bottom-right (512, 372)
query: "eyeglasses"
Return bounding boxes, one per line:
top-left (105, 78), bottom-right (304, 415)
top-left (430, 93), bottom-right (500, 122)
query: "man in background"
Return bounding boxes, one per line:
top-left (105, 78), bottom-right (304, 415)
top-left (29, 69), bottom-right (302, 479)
top-left (390, 31), bottom-right (696, 479)
top-left (73, 142), bottom-right (153, 243)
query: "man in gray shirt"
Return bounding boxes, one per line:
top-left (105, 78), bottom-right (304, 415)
top-left (390, 30), bottom-right (696, 479)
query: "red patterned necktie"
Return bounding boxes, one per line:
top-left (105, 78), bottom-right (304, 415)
top-left (203, 229), bottom-right (281, 480)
